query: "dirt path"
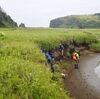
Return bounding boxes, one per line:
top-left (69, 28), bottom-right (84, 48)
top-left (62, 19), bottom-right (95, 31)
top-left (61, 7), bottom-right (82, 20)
top-left (65, 53), bottom-right (100, 99)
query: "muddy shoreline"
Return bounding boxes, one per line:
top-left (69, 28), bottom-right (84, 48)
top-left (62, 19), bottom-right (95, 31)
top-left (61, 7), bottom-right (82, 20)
top-left (64, 52), bottom-right (100, 99)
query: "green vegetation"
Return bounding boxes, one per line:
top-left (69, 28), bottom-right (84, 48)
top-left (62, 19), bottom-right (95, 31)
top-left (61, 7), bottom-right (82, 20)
top-left (50, 14), bottom-right (100, 28)
top-left (91, 42), bottom-right (100, 52)
top-left (0, 28), bottom-right (100, 99)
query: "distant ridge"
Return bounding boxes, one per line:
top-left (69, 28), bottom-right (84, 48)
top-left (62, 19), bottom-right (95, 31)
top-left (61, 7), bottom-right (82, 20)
top-left (0, 6), bottom-right (17, 27)
top-left (50, 13), bottom-right (100, 28)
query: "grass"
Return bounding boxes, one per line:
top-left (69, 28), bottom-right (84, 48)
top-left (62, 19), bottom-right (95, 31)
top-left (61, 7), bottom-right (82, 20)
top-left (91, 42), bottom-right (100, 52)
top-left (0, 28), bottom-right (100, 99)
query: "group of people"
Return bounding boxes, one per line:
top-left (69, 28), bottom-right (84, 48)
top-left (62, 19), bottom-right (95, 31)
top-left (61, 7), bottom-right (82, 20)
top-left (42, 41), bottom-right (80, 73)
top-left (59, 41), bottom-right (80, 68)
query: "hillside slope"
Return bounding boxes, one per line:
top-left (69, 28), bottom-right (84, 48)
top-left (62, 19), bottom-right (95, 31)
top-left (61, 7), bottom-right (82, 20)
top-left (0, 6), bottom-right (17, 27)
top-left (50, 13), bottom-right (100, 28)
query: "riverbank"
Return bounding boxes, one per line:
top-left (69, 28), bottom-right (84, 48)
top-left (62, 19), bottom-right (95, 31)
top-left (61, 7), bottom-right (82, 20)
top-left (64, 52), bottom-right (100, 99)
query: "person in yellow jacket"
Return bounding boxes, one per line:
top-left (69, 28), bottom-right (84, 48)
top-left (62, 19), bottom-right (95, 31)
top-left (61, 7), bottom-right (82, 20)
top-left (72, 52), bottom-right (80, 69)
top-left (72, 52), bottom-right (79, 61)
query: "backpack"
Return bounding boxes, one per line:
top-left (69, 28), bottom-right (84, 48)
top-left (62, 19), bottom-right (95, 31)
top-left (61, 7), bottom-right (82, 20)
top-left (72, 53), bottom-right (79, 60)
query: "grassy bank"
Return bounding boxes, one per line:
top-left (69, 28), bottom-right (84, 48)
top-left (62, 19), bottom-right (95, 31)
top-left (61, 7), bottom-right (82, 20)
top-left (0, 28), bottom-right (100, 99)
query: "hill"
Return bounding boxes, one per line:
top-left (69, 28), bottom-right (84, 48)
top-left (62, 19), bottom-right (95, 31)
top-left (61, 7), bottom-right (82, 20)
top-left (50, 13), bottom-right (100, 28)
top-left (0, 6), bottom-right (17, 27)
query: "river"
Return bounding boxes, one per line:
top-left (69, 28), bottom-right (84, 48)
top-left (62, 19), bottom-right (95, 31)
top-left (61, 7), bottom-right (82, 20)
top-left (65, 53), bottom-right (100, 99)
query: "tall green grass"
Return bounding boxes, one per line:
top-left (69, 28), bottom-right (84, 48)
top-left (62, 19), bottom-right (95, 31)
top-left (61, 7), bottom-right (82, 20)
top-left (0, 28), bottom-right (70, 99)
top-left (0, 28), bottom-right (99, 99)
top-left (91, 42), bottom-right (100, 52)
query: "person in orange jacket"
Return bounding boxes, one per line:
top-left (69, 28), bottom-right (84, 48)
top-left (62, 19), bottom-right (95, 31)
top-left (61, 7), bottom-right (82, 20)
top-left (72, 52), bottom-right (80, 69)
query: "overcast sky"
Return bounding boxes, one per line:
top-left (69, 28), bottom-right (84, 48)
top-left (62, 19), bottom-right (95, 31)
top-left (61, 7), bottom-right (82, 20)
top-left (0, 0), bottom-right (100, 27)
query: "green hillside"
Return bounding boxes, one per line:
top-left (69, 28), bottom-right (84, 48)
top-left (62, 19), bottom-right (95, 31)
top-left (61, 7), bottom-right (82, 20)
top-left (0, 7), bottom-right (17, 27)
top-left (50, 13), bottom-right (100, 28)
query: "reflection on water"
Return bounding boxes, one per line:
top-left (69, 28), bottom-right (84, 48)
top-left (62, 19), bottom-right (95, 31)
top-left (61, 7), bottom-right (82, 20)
top-left (95, 64), bottom-right (100, 78)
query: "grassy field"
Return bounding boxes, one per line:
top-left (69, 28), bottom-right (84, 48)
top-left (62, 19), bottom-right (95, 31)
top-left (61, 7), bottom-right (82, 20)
top-left (0, 28), bottom-right (100, 99)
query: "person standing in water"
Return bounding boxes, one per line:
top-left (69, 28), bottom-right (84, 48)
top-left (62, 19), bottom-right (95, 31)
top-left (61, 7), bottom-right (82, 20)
top-left (72, 51), bottom-right (80, 69)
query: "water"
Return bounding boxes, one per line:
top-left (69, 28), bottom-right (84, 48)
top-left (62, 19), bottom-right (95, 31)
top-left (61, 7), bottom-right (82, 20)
top-left (95, 64), bottom-right (100, 78)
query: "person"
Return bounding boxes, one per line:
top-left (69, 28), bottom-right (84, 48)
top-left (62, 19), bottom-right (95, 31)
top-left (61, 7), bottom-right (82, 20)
top-left (45, 51), bottom-right (55, 72)
top-left (59, 42), bottom-right (65, 58)
top-left (69, 46), bottom-right (75, 60)
top-left (72, 52), bottom-right (80, 62)
top-left (75, 48), bottom-right (81, 57)
top-left (72, 52), bottom-right (80, 69)
top-left (69, 46), bottom-right (75, 55)
top-left (48, 50), bottom-right (54, 60)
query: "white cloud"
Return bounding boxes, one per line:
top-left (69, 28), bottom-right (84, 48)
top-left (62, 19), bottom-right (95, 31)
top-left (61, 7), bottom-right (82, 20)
top-left (0, 0), bottom-right (100, 27)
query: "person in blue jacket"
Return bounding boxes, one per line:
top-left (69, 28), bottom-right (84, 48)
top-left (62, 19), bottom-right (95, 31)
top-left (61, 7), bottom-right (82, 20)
top-left (45, 51), bottom-right (55, 72)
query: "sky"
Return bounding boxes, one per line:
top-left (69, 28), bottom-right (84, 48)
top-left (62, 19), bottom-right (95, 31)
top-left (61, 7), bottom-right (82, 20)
top-left (0, 0), bottom-right (100, 27)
